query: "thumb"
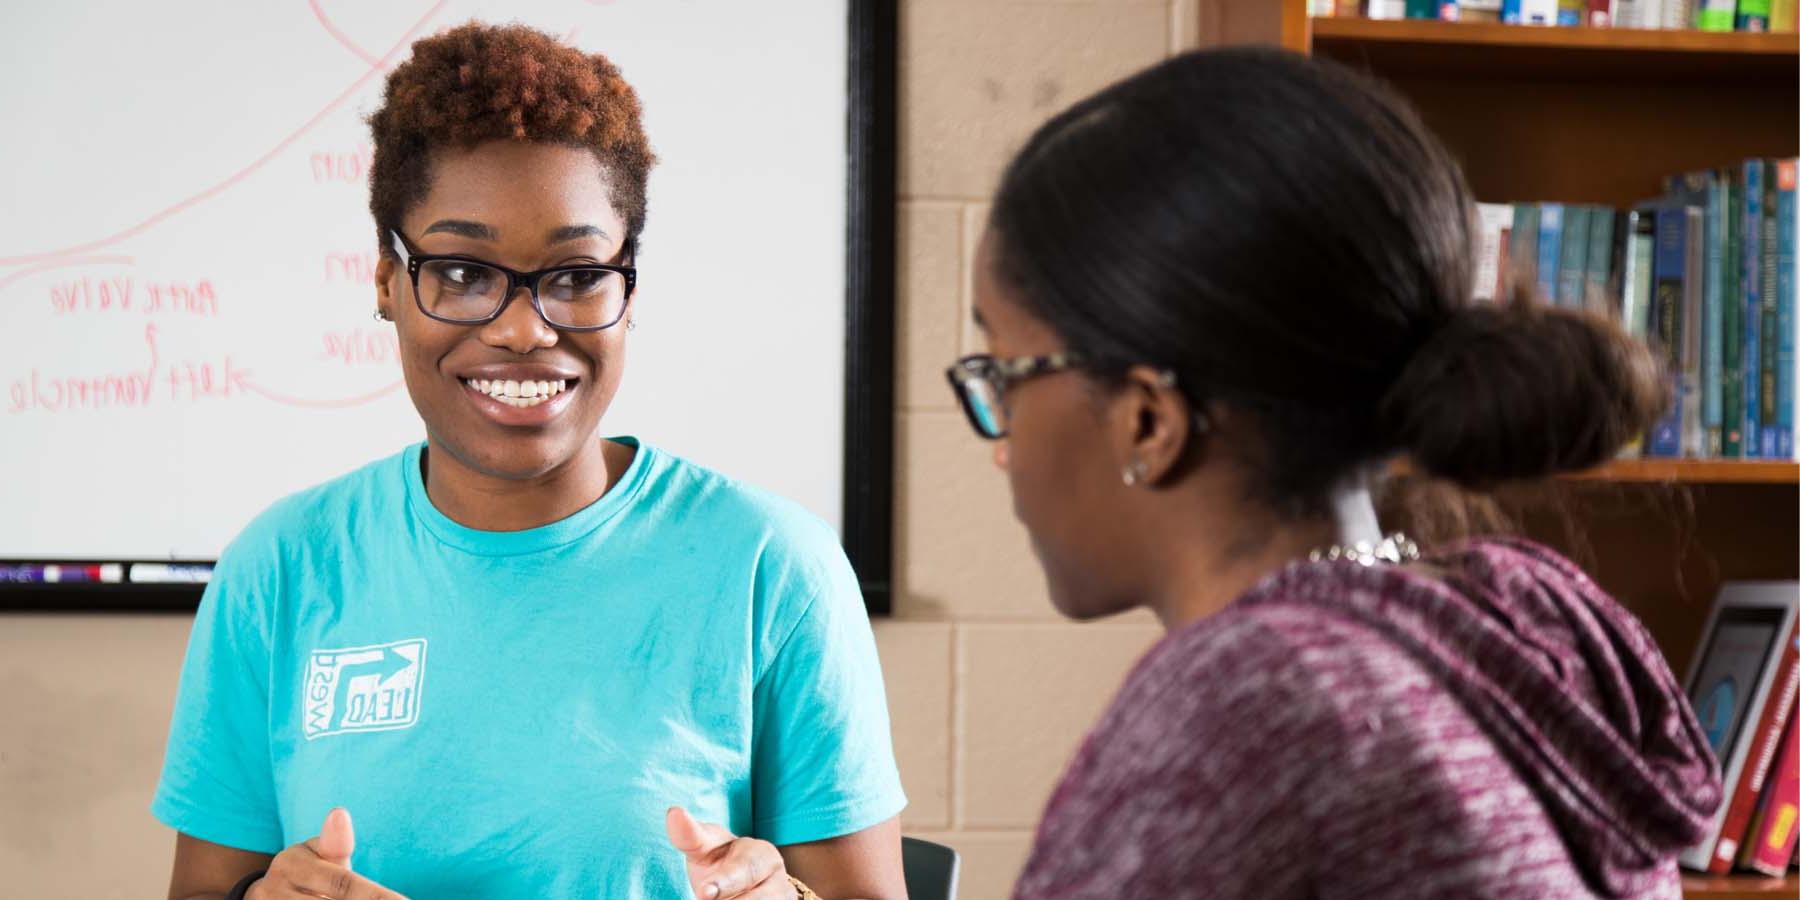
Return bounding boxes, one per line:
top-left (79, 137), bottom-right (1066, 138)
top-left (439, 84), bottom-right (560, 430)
top-left (316, 807), bottom-right (355, 869)
top-left (665, 806), bottom-right (734, 860)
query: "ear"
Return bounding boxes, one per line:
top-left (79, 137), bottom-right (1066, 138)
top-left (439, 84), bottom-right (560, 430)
top-left (374, 253), bottom-right (399, 321)
top-left (1106, 365), bottom-right (1200, 488)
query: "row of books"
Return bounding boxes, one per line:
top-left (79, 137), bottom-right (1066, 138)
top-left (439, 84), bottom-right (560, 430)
top-left (1470, 157), bottom-right (1800, 461)
top-left (1681, 582), bottom-right (1800, 877)
top-left (1315, 0), bottom-right (1799, 30)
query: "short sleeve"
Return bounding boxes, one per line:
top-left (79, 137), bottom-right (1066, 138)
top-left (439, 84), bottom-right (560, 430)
top-left (150, 541), bottom-right (285, 853)
top-left (749, 548), bottom-right (907, 845)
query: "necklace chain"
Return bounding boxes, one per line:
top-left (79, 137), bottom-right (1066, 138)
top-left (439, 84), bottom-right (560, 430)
top-left (1307, 532), bottom-right (1421, 567)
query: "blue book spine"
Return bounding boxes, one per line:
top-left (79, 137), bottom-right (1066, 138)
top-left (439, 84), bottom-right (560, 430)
top-left (1776, 161), bottom-right (1795, 460)
top-left (1647, 206), bottom-right (1689, 458)
top-left (1501, 0), bottom-right (1524, 21)
top-left (1744, 160), bottom-right (1765, 457)
top-left (1724, 174), bottom-right (1745, 457)
top-left (1759, 165), bottom-right (1781, 459)
top-left (1536, 203), bottom-right (1564, 302)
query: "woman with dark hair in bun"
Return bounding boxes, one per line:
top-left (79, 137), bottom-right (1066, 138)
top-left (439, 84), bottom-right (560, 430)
top-left (948, 47), bottom-right (1720, 899)
top-left (154, 23), bottom-right (904, 900)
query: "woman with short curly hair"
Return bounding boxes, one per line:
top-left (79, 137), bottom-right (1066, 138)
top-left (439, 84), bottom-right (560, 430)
top-left (154, 23), bottom-right (906, 900)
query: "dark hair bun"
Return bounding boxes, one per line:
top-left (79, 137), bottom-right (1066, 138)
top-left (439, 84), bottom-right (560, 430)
top-left (1380, 292), bottom-right (1671, 489)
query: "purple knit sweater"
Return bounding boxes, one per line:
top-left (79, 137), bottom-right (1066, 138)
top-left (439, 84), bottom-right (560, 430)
top-left (1011, 539), bottom-right (1721, 899)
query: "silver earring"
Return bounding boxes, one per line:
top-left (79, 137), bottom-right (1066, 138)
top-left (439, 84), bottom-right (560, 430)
top-left (373, 309), bottom-right (390, 322)
top-left (1122, 460), bottom-right (1148, 487)
top-left (627, 319), bottom-right (638, 332)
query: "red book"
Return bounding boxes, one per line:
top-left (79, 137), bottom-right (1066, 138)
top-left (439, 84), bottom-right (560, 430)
top-left (1587, 0), bottom-right (1614, 25)
top-left (1744, 712), bottom-right (1800, 875)
top-left (1710, 619), bottom-right (1800, 872)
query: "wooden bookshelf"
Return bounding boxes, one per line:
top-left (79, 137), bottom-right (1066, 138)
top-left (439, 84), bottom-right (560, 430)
top-left (1391, 457), bottom-right (1800, 483)
top-left (1564, 459), bottom-right (1800, 484)
top-left (1204, 3), bottom-right (1800, 895)
top-left (1680, 872), bottom-right (1800, 898)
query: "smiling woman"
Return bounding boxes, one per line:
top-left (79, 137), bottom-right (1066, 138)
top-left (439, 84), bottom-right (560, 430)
top-left (151, 23), bottom-right (906, 900)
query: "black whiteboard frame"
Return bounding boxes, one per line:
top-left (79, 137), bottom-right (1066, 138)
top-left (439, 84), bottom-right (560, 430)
top-left (0, 3), bottom-right (899, 615)
top-left (842, 0), bottom-right (897, 616)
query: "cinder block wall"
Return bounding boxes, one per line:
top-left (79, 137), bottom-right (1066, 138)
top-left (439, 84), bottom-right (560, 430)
top-left (876, 3), bottom-right (1199, 896)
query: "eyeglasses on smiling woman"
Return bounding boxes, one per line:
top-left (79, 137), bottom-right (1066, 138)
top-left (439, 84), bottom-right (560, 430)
top-left (390, 230), bottom-right (637, 331)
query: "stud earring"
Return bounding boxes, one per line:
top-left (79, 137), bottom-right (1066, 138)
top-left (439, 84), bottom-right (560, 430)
top-left (373, 309), bottom-right (391, 322)
top-left (1122, 460), bottom-right (1148, 487)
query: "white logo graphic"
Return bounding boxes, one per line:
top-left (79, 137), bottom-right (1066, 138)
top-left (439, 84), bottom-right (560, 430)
top-left (302, 638), bottom-right (427, 740)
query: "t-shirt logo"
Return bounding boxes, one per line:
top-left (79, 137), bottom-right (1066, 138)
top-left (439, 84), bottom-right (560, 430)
top-left (302, 638), bottom-right (427, 740)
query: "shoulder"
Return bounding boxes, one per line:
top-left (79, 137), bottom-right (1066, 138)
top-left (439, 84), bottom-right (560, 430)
top-left (188, 448), bottom-right (405, 646)
top-left (647, 448), bottom-right (838, 547)
top-left (1129, 601), bottom-right (1392, 718)
top-left (637, 446), bottom-right (862, 660)
top-left (644, 446), bottom-right (849, 585)
top-left (211, 448), bottom-right (408, 587)
top-left (1023, 608), bottom-right (1376, 895)
top-left (1094, 599), bottom-right (1434, 786)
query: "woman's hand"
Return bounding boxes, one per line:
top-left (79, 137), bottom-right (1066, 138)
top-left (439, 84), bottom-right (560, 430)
top-left (666, 806), bottom-right (798, 900)
top-left (247, 808), bottom-right (409, 900)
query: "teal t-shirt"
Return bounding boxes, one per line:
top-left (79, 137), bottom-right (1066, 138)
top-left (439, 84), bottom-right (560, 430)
top-left (152, 439), bottom-right (905, 898)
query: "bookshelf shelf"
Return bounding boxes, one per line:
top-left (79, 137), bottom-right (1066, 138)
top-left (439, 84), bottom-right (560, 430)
top-left (1680, 872), bottom-right (1799, 898)
top-left (1563, 459), bottom-right (1800, 484)
top-left (1312, 17), bottom-right (1799, 56)
top-left (1309, 17), bottom-right (1799, 83)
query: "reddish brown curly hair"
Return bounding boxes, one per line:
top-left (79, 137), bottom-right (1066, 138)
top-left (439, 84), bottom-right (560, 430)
top-left (367, 22), bottom-right (656, 255)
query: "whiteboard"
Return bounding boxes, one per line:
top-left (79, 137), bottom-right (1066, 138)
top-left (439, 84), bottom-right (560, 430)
top-left (0, 1), bottom-right (849, 561)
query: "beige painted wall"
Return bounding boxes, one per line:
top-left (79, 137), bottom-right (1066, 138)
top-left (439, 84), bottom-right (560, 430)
top-left (0, 3), bottom-right (1202, 897)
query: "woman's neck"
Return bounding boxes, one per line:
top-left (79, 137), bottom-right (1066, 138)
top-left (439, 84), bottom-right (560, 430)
top-left (421, 435), bottom-right (616, 532)
top-left (1145, 477), bottom-right (1384, 633)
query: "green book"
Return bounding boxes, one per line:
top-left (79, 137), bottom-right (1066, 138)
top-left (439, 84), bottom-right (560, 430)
top-left (1510, 204), bottom-right (1540, 301)
top-left (1697, 0), bottom-right (1739, 29)
top-left (1584, 207), bottom-right (1617, 318)
top-left (1558, 206), bottom-right (1592, 309)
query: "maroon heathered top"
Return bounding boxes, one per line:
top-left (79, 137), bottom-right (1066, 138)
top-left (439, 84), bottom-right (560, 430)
top-left (1012, 538), bottom-right (1721, 899)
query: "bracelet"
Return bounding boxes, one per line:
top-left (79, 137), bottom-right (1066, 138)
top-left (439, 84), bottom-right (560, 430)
top-left (223, 870), bottom-right (265, 900)
top-left (787, 875), bottom-right (822, 900)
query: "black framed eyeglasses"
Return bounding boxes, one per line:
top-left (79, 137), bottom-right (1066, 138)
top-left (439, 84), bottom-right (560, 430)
top-left (944, 352), bottom-right (1086, 440)
top-left (389, 230), bottom-right (637, 332)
